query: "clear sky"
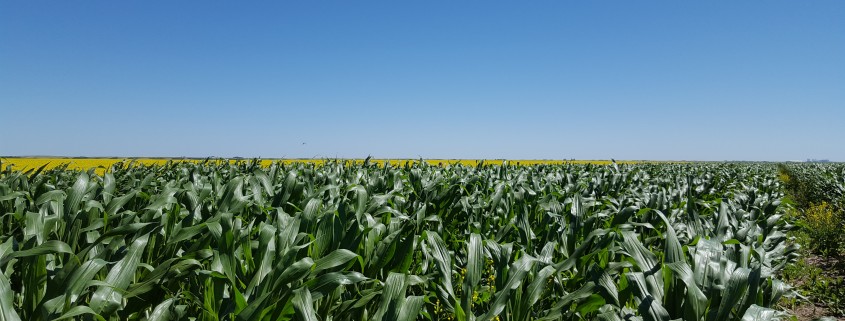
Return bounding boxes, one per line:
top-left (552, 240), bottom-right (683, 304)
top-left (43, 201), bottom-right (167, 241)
top-left (1, 2), bottom-right (843, 161)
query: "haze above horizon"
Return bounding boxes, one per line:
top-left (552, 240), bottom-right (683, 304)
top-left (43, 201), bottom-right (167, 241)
top-left (1, 1), bottom-right (843, 161)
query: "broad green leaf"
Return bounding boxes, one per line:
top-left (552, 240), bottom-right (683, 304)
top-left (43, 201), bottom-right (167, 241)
top-left (52, 306), bottom-right (106, 321)
top-left (0, 240), bottom-right (73, 266)
top-left (665, 262), bottom-right (707, 319)
top-left (479, 254), bottom-right (535, 321)
top-left (739, 305), bottom-right (783, 321)
top-left (313, 249), bottom-right (358, 273)
top-left (0, 272), bottom-right (22, 321)
top-left (292, 288), bottom-right (317, 321)
top-left (90, 232), bottom-right (151, 315)
top-left (373, 272), bottom-right (406, 321)
top-left (147, 298), bottom-right (178, 321)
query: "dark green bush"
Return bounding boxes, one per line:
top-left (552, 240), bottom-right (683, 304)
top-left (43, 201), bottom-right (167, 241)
top-left (778, 164), bottom-right (842, 211)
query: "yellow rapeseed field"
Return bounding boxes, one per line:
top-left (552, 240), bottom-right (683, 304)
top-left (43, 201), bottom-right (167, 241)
top-left (0, 157), bottom-right (658, 173)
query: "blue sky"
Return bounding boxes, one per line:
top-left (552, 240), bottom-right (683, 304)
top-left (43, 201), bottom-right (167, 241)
top-left (1, 2), bottom-right (843, 161)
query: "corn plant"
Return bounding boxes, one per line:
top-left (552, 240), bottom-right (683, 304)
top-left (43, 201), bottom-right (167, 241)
top-left (0, 160), bottom-right (812, 320)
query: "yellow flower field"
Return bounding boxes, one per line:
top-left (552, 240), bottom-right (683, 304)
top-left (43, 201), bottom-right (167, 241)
top-left (0, 157), bottom-right (660, 173)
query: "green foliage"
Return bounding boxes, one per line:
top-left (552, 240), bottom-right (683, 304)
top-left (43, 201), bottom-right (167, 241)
top-left (802, 202), bottom-right (844, 257)
top-left (778, 164), bottom-right (844, 213)
top-left (777, 163), bottom-right (845, 319)
top-left (782, 255), bottom-right (845, 318)
top-left (0, 160), bottom-right (805, 320)
top-left (807, 274), bottom-right (845, 317)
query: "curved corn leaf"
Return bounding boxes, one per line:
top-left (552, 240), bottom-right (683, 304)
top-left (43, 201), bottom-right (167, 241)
top-left (52, 306), bottom-right (106, 321)
top-left (90, 232), bottom-right (151, 315)
top-left (292, 288), bottom-right (317, 321)
top-left (0, 272), bottom-right (21, 321)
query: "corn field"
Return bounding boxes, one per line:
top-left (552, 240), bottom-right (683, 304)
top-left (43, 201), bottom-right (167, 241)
top-left (0, 160), bottom-right (803, 320)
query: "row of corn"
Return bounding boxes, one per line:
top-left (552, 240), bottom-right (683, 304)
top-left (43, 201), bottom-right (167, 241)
top-left (0, 160), bottom-right (808, 320)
